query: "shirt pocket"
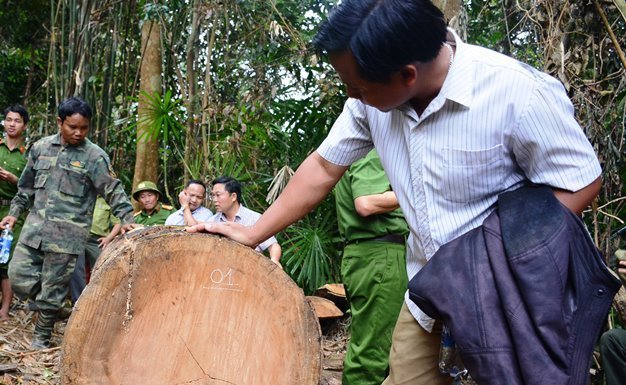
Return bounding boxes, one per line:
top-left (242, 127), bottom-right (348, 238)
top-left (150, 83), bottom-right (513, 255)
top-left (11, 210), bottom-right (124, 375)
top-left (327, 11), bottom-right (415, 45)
top-left (441, 145), bottom-right (505, 203)
top-left (33, 158), bottom-right (52, 189)
top-left (59, 164), bottom-right (88, 197)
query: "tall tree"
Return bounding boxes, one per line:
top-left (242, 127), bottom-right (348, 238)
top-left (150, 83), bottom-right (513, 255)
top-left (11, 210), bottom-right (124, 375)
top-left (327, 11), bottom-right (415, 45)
top-left (133, 16), bottom-right (162, 193)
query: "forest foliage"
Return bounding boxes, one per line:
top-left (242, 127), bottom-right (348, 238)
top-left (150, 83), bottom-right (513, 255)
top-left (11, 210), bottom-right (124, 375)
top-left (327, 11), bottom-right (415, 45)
top-left (0, 0), bottom-right (624, 293)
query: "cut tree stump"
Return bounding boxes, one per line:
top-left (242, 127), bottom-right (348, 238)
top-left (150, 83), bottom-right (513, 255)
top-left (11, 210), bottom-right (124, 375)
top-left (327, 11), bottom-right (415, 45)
top-left (306, 296), bottom-right (343, 319)
top-left (314, 284), bottom-right (348, 313)
top-left (61, 226), bottom-right (321, 384)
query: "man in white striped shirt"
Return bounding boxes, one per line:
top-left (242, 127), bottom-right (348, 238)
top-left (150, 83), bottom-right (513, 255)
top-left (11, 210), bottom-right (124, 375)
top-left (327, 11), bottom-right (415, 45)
top-left (189, 1), bottom-right (602, 384)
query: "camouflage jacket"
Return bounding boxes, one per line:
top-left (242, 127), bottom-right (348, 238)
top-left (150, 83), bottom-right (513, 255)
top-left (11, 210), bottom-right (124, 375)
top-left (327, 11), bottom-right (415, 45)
top-left (9, 134), bottom-right (134, 254)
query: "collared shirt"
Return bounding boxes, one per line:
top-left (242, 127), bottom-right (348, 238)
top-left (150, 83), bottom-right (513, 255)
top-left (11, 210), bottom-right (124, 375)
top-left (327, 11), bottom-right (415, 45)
top-left (317, 29), bottom-right (601, 330)
top-left (0, 138), bottom-right (27, 201)
top-left (164, 205), bottom-right (213, 226)
top-left (133, 202), bottom-right (174, 226)
top-left (208, 205), bottom-right (278, 252)
top-left (9, 134), bottom-right (135, 254)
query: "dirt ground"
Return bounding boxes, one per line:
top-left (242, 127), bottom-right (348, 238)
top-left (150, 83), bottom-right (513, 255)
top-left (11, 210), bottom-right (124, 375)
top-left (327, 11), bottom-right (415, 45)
top-left (0, 300), bottom-right (348, 384)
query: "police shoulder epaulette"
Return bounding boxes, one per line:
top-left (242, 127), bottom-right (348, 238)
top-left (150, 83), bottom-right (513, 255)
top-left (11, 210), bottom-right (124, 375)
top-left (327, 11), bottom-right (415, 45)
top-left (133, 211), bottom-right (142, 217)
top-left (162, 204), bottom-right (174, 211)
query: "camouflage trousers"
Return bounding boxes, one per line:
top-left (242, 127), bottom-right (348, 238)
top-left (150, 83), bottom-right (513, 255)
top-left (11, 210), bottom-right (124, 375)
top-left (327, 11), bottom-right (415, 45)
top-left (9, 242), bottom-right (77, 341)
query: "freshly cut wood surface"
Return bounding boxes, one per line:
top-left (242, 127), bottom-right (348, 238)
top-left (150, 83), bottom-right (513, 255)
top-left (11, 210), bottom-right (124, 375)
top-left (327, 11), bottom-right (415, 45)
top-left (315, 284), bottom-right (345, 298)
top-left (314, 284), bottom-right (348, 313)
top-left (306, 296), bottom-right (343, 319)
top-left (61, 226), bottom-right (321, 384)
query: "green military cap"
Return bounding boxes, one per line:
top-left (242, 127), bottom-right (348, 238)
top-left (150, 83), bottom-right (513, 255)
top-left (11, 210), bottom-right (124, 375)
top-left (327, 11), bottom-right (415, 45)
top-left (132, 181), bottom-right (161, 200)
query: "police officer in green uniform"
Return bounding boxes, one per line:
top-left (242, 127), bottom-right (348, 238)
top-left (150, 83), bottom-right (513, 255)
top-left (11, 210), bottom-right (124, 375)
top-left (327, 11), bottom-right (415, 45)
top-left (0, 104), bottom-right (29, 321)
top-left (334, 149), bottom-right (409, 385)
top-left (0, 97), bottom-right (135, 348)
top-left (132, 181), bottom-right (174, 226)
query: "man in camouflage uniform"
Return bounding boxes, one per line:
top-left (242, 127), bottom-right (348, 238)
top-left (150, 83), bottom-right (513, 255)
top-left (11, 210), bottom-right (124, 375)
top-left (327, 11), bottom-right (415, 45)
top-left (0, 97), bottom-right (135, 349)
top-left (132, 181), bottom-right (174, 226)
top-left (0, 104), bottom-right (29, 320)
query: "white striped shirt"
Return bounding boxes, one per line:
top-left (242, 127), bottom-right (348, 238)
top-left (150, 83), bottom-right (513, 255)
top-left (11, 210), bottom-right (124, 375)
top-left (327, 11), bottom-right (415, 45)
top-left (317, 30), bottom-right (601, 331)
top-left (208, 205), bottom-right (279, 252)
top-left (164, 206), bottom-right (213, 226)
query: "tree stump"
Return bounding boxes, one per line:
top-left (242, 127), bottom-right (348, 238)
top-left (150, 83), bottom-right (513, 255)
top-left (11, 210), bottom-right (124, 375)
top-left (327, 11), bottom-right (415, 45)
top-left (306, 296), bottom-right (343, 319)
top-left (61, 226), bottom-right (321, 384)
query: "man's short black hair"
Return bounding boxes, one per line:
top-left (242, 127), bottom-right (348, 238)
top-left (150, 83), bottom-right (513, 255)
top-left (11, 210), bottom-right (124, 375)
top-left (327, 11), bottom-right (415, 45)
top-left (186, 179), bottom-right (206, 192)
top-left (312, 0), bottom-right (447, 82)
top-left (3, 104), bottom-right (29, 125)
top-left (58, 97), bottom-right (92, 123)
top-left (212, 176), bottom-right (242, 204)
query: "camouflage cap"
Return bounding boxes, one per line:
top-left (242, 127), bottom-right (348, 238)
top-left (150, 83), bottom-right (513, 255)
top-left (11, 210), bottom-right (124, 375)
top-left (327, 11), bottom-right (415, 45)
top-left (132, 181), bottom-right (161, 200)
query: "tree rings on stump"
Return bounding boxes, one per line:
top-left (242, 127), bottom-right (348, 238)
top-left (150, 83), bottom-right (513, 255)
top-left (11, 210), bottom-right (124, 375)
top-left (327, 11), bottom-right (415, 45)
top-left (61, 226), bottom-right (321, 384)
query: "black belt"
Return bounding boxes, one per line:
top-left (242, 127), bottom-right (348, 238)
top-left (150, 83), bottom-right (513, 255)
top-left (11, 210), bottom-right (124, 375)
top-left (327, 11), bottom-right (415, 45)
top-left (346, 233), bottom-right (405, 246)
top-left (0, 199), bottom-right (12, 206)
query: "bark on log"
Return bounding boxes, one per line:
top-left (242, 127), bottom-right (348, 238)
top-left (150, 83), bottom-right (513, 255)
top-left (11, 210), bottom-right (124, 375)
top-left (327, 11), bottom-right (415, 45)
top-left (61, 226), bottom-right (321, 384)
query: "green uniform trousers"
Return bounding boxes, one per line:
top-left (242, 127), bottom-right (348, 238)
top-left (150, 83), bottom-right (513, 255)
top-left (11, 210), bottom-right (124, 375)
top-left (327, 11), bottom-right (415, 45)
top-left (9, 242), bottom-right (77, 340)
top-left (341, 240), bottom-right (407, 385)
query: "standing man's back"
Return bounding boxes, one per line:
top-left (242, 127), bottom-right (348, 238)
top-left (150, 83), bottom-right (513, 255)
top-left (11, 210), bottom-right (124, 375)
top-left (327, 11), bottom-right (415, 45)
top-left (335, 149), bottom-right (408, 385)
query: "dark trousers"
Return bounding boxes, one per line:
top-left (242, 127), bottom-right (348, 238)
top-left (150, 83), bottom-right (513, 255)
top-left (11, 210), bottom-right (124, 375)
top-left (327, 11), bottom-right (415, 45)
top-left (70, 233), bottom-right (103, 303)
top-left (599, 328), bottom-right (626, 385)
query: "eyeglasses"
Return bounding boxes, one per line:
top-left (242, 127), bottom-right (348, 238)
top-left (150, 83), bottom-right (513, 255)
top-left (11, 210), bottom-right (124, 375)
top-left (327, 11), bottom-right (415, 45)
top-left (209, 191), bottom-right (229, 200)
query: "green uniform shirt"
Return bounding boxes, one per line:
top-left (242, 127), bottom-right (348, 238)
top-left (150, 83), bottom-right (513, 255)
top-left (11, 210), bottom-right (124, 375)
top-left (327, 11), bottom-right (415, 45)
top-left (133, 202), bottom-right (174, 226)
top-left (9, 134), bottom-right (135, 254)
top-left (0, 138), bottom-right (27, 201)
top-left (90, 196), bottom-right (120, 237)
top-left (335, 150), bottom-right (408, 242)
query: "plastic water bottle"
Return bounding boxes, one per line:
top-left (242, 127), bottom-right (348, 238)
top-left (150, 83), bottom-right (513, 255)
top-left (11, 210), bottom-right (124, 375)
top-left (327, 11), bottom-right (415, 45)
top-left (439, 323), bottom-right (468, 379)
top-left (0, 225), bottom-right (13, 264)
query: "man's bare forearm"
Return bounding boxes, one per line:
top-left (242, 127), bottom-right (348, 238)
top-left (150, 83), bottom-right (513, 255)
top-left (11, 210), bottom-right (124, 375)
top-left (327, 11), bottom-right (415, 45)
top-left (248, 151), bottom-right (348, 244)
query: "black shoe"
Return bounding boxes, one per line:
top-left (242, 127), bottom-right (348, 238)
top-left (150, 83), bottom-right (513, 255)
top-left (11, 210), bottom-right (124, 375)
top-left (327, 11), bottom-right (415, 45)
top-left (30, 338), bottom-right (51, 350)
top-left (27, 301), bottom-right (39, 312)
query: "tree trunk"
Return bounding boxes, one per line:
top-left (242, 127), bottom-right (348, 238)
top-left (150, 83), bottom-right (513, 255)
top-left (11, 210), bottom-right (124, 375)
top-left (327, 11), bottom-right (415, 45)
top-left (133, 20), bottom-right (162, 195)
top-left (183, 0), bottom-right (201, 184)
top-left (61, 227), bottom-right (321, 384)
top-left (432, 0), bottom-right (466, 40)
